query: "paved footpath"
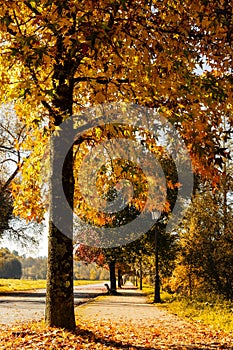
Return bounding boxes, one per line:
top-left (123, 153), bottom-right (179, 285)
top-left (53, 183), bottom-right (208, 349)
top-left (0, 283), bottom-right (233, 349)
top-left (76, 284), bottom-right (233, 349)
top-left (0, 284), bottom-right (107, 325)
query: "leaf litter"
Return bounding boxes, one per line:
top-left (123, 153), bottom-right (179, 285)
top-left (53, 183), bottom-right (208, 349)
top-left (0, 315), bottom-right (232, 349)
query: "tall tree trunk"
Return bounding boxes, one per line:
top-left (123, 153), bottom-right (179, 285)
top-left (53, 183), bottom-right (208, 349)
top-left (139, 258), bottom-right (143, 291)
top-left (109, 260), bottom-right (116, 292)
top-left (45, 226), bottom-right (75, 329)
top-left (118, 268), bottom-right (122, 288)
top-left (154, 227), bottom-right (161, 303)
top-left (45, 141), bottom-right (76, 330)
top-left (45, 57), bottom-right (76, 329)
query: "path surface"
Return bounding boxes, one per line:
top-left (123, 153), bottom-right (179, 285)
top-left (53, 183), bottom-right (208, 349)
top-left (0, 283), bottom-right (233, 348)
top-left (0, 283), bottom-right (107, 325)
top-left (76, 283), bottom-right (233, 349)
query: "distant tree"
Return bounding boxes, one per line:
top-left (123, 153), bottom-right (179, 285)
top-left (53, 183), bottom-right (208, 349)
top-left (73, 260), bottom-right (109, 281)
top-left (0, 248), bottom-right (22, 279)
top-left (89, 267), bottom-right (97, 280)
top-left (99, 269), bottom-right (110, 281)
top-left (21, 256), bottom-right (47, 280)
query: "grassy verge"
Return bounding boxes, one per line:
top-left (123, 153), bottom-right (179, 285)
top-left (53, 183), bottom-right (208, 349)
top-left (141, 284), bottom-right (154, 296)
top-left (146, 288), bottom-right (233, 333)
top-left (0, 279), bottom-right (107, 292)
top-left (0, 279), bottom-right (46, 292)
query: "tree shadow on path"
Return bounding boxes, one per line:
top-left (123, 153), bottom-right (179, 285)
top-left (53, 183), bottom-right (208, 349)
top-left (76, 326), bottom-right (221, 350)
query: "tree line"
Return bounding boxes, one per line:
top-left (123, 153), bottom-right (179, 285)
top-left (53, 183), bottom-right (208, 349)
top-left (0, 248), bottom-right (110, 281)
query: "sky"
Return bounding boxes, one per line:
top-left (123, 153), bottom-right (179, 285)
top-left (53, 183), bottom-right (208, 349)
top-left (0, 215), bottom-right (49, 258)
top-left (0, 230), bottom-right (48, 257)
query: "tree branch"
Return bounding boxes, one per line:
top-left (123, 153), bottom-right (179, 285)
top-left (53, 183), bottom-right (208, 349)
top-left (73, 76), bottom-right (129, 85)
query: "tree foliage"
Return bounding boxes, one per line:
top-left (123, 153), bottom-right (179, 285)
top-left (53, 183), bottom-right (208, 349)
top-left (0, 0), bottom-right (232, 329)
top-left (0, 1), bottom-right (231, 219)
top-left (169, 174), bottom-right (233, 299)
top-left (0, 105), bottom-right (44, 246)
top-left (0, 105), bottom-right (23, 237)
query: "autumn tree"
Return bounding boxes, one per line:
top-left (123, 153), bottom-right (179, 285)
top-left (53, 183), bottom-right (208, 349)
top-left (0, 106), bottom-right (22, 237)
top-left (0, 248), bottom-right (22, 279)
top-left (0, 105), bottom-right (44, 249)
top-left (21, 256), bottom-right (47, 280)
top-left (0, 0), bottom-right (232, 330)
top-left (75, 222), bottom-right (179, 294)
top-left (170, 174), bottom-right (233, 299)
top-left (168, 73), bottom-right (233, 299)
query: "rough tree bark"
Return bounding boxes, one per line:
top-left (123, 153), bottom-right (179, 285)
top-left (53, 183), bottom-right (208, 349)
top-left (45, 145), bottom-right (75, 330)
top-left (45, 54), bottom-right (76, 329)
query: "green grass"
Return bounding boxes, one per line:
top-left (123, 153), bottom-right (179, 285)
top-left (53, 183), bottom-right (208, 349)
top-left (141, 284), bottom-right (154, 295)
top-left (154, 291), bottom-right (233, 333)
top-left (143, 285), bottom-right (233, 333)
top-left (0, 279), bottom-right (46, 292)
top-left (0, 279), bottom-right (106, 292)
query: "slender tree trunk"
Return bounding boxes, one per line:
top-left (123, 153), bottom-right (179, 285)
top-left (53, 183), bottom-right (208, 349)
top-left (109, 260), bottom-right (116, 292)
top-left (118, 269), bottom-right (122, 288)
top-left (139, 258), bottom-right (143, 291)
top-left (135, 272), bottom-right (138, 287)
top-left (154, 227), bottom-right (161, 303)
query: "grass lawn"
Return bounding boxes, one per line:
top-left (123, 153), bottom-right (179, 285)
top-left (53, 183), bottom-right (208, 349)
top-left (145, 286), bottom-right (233, 334)
top-left (0, 279), bottom-right (106, 293)
top-left (160, 292), bottom-right (233, 334)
